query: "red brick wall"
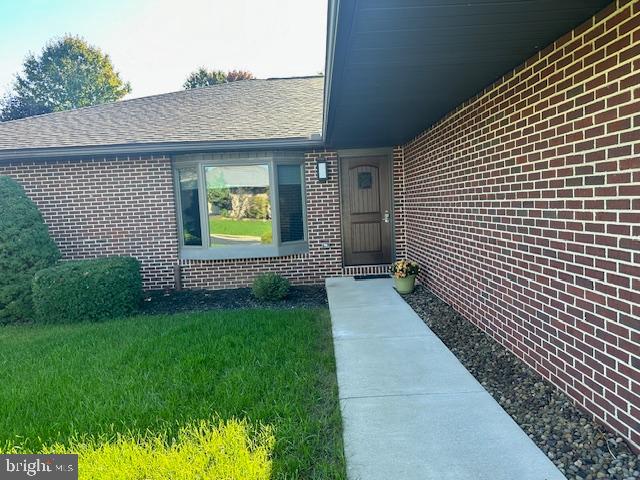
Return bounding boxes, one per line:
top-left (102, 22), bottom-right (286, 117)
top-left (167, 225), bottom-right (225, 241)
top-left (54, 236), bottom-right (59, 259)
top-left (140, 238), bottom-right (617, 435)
top-left (0, 149), bottom-right (407, 291)
top-left (393, 146), bottom-right (408, 260)
top-left (402, 1), bottom-right (640, 450)
top-left (0, 156), bottom-right (179, 289)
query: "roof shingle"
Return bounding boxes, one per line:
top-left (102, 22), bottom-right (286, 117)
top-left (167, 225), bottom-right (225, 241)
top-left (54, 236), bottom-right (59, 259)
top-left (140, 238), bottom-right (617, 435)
top-left (0, 76), bottom-right (324, 153)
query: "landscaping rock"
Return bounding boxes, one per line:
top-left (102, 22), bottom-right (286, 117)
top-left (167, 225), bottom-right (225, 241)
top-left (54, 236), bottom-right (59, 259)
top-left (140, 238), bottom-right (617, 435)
top-left (141, 285), bottom-right (327, 315)
top-left (402, 285), bottom-right (640, 480)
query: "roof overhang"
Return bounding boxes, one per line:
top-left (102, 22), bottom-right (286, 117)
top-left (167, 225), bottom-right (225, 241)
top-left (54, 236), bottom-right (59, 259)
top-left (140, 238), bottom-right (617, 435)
top-left (0, 138), bottom-right (324, 163)
top-left (323, 0), bottom-right (612, 149)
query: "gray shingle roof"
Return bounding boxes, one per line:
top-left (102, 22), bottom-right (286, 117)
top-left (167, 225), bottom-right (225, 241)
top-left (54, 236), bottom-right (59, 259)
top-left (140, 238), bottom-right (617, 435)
top-left (0, 76), bottom-right (324, 154)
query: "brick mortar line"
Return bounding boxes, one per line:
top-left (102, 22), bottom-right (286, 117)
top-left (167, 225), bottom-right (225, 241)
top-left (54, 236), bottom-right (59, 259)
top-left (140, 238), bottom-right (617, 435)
top-left (410, 236), bottom-right (639, 304)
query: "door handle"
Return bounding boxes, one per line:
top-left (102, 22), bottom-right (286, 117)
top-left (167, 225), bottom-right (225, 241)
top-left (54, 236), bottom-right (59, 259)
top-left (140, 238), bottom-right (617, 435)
top-left (384, 210), bottom-right (390, 223)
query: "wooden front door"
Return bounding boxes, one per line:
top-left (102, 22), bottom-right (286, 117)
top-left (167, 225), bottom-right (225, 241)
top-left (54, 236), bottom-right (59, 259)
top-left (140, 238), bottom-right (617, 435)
top-left (341, 154), bottom-right (392, 266)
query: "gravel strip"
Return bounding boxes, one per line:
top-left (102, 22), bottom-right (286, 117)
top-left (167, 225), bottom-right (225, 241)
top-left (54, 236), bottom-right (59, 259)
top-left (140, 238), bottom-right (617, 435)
top-left (141, 285), bottom-right (327, 315)
top-left (402, 285), bottom-right (639, 480)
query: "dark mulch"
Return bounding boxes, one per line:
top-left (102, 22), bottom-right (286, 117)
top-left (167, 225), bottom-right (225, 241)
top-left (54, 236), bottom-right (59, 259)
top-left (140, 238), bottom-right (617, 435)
top-left (403, 285), bottom-right (639, 480)
top-left (141, 285), bottom-right (327, 315)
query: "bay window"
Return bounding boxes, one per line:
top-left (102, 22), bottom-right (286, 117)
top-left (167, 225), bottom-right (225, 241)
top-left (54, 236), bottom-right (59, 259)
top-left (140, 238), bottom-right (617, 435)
top-left (174, 152), bottom-right (307, 259)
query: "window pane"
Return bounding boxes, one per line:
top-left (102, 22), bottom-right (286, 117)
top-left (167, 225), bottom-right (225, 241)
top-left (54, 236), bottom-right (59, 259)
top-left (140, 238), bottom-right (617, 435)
top-left (178, 167), bottom-right (203, 246)
top-left (205, 165), bottom-right (272, 247)
top-left (278, 164), bottom-right (304, 242)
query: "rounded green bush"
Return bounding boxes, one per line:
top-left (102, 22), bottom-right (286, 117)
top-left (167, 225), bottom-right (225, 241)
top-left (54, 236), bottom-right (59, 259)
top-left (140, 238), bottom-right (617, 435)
top-left (32, 256), bottom-right (142, 323)
top-left (0, 176), bottom-right (60, 322)
top-left (251, 273), bottom-right (290, 301)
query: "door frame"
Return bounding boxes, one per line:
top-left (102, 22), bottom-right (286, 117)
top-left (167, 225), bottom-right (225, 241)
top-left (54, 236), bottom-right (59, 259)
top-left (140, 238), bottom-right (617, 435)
top-left (337, 147), bottom-right (396, 266)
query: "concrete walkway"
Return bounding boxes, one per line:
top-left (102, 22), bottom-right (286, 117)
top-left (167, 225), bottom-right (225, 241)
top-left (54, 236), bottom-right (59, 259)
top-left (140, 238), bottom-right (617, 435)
top-left (326, 277), bottom-right (565, 480)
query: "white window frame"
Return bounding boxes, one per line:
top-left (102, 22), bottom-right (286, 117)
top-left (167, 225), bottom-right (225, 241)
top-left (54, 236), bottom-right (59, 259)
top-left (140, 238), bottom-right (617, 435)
top-left (174, 151), bottom-right (308, 260)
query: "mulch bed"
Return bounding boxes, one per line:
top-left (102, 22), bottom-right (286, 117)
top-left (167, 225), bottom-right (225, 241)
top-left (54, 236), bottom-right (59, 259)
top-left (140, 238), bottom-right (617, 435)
top-left (141, 285), bottom-right (327, 315)
top-left (402, 284), bottom-right (639, 480)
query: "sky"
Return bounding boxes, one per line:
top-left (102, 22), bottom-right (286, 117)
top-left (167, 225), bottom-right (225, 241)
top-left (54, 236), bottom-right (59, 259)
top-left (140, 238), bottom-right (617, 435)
top-left (0, 0), bottom-right (327, 99)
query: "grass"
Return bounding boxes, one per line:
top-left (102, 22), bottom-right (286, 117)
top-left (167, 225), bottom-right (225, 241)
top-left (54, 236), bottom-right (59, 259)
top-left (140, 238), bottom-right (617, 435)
top-left (25, 419), bottom-right (275, 480)
top-left (0, 309), bottom-right (345, 479)
top-left (209, 215), bottom-right (272, 239)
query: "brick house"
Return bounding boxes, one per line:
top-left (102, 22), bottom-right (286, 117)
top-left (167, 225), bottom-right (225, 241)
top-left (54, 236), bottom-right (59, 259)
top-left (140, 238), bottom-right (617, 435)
top-left (0, 0), bottom-right (638, 450)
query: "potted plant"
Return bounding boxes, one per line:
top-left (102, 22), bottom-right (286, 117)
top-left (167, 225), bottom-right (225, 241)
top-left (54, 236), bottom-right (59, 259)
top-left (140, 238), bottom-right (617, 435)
top-left (390, 260), bottom-right (420, 294)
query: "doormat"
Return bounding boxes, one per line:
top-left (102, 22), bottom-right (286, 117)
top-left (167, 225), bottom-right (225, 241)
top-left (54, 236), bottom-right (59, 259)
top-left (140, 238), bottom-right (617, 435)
top-left (354, 274), bottom-right (390, 280)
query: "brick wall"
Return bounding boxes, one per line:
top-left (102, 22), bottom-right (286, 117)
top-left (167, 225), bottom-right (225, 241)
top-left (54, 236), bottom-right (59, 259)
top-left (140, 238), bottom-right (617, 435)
top-left (392, 146), bottom-right (408, 260)
top-left (402, 1), bottom-right (640, 449)
top-left (0, 149), bottom-right (407, 292)
top-left (0, 156), bottom-right (179, 289)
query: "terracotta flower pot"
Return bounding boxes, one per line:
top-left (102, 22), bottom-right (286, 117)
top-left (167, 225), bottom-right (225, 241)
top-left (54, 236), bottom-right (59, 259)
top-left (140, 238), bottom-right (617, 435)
top-left (394, 274), bottom-right (416, 294)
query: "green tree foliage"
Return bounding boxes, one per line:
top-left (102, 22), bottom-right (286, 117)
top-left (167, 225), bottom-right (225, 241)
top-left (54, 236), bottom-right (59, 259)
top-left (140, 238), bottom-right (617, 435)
top-left (183, 68), bottom-right (255, 89)
top-left (184, 68), bottom-right (227, 89)
top-left (208, 187), bottom-right (232, 213)
top-left (0, 177), bottom-right (60, 322)
top-left (0, 36), bottom-right (131, 122)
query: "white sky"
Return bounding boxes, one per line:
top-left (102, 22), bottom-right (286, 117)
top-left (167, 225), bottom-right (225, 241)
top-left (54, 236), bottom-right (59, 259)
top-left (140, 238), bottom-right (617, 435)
top-left (0, 0), bottom-right (328, 99)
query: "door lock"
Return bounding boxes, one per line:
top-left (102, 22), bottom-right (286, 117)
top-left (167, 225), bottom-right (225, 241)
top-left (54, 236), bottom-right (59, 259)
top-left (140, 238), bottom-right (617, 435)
top-left (384, 210), bottom-right (390, 223)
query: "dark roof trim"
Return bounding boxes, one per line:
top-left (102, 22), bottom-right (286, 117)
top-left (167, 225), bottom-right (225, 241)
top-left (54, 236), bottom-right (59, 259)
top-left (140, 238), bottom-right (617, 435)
top-left (0, 138), bottom-right (325, 162)
top-left (322, 0), bottom-right (340, 141)
top-left (322, 0), bottom-right (359, 147)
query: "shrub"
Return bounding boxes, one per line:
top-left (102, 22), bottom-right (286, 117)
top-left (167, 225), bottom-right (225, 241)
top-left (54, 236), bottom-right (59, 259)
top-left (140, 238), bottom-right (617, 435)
top-left (0, 176), bottom-right (60, 322)
top-left (251, 273), bottom-right (290, 301)
top-left (260, 230), bottom-right (273, 244)
top-left (32, 257), bottom-right (142, 323)
top-left (248, 195), bottom-right (270, 220)
top-left (3, 419), bottom-right (274, 480)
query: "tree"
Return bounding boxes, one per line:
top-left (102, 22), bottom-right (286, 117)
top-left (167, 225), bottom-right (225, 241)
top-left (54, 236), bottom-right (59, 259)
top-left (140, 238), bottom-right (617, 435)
top-left (226, 70), bottom-right (255, 82)
top-left (0, 36), bottom-right (131, 122)
top-left (208, 186), bottom-right (232, 214)
top-left (183, 68), bottom-right (227, 89)
top-left (0, 177), bottom-right (60, 322)
top-left (183, 68), bottom-right (255, 89)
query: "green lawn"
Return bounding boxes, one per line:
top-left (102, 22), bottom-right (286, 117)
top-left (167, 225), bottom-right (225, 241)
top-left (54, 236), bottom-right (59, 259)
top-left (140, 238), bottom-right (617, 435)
top-left (0, 309), bottom-right (345, 479)
top-left (209, 215), bottom-right (272, 239)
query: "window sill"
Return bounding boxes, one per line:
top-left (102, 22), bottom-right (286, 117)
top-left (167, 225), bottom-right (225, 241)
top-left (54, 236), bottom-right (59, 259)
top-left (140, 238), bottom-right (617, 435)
top-left (179, 242), bottom-right (308, 261)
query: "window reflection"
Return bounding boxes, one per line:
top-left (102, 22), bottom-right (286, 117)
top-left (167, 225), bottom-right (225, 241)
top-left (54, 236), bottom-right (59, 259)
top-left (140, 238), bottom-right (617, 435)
top-left (205, 165), bottom-right (272, 247)
top-left (178, 167), bottom-right (202, 246)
